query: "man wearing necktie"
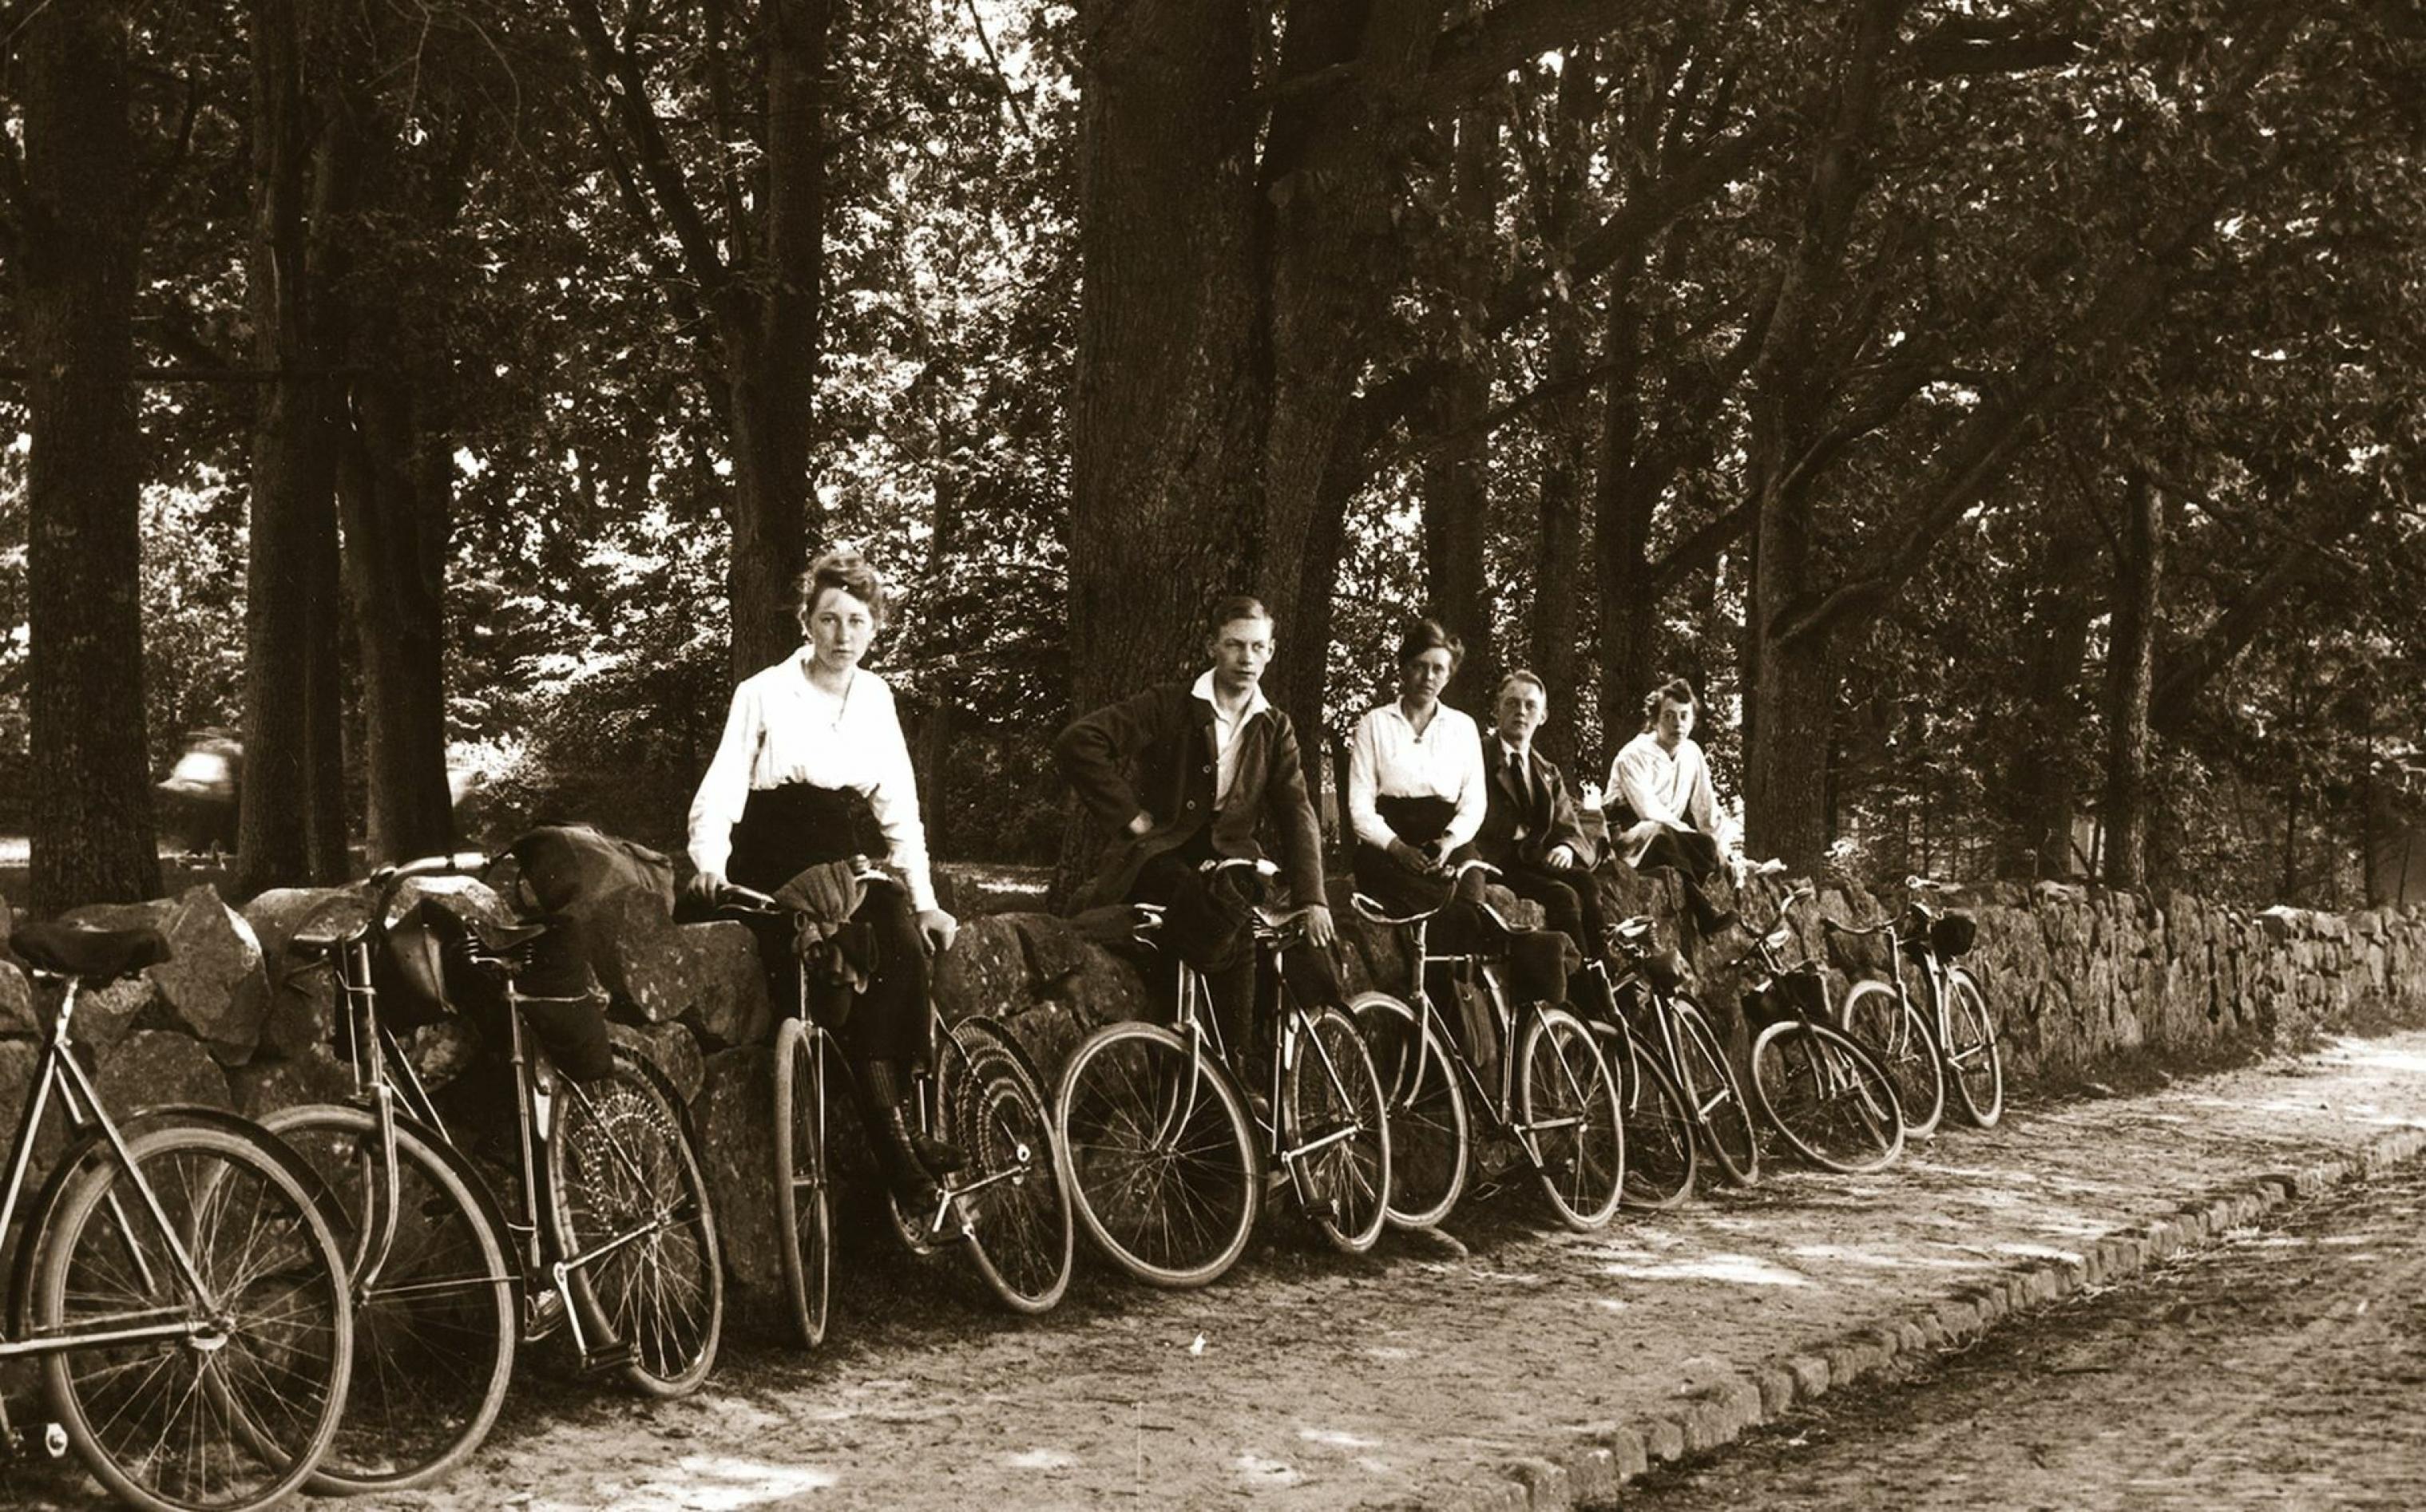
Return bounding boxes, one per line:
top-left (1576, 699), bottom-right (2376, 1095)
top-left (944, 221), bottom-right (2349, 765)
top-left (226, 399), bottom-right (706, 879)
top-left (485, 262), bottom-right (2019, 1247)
top-left (1474, 670), bottom-right (1607, 980)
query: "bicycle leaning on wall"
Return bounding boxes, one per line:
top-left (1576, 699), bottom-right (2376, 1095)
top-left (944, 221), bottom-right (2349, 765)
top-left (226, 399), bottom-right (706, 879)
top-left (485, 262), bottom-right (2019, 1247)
top-left (1825, 874), bottom-right (2004, 1133)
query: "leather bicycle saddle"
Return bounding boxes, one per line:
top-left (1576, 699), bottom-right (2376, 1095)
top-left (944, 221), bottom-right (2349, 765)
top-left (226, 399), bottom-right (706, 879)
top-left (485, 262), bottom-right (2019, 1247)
top-left (10, 923), bottom-right (172, 981)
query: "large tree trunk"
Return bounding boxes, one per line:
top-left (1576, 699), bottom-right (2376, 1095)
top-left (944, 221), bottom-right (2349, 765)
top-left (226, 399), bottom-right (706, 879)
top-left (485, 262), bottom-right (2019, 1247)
top-left (2000, 548), bottom-right (2098, 879)
top-left (1422, 107), bottom-right (1501, 721)
top-left (339, 350), bottom-right (454, 863)
top-left (17, 0), bottom-right (161, 911)
top-left (2101, 472), bottom-right (2163, 889)
top-left (239, 0), bottom-right (354, 893)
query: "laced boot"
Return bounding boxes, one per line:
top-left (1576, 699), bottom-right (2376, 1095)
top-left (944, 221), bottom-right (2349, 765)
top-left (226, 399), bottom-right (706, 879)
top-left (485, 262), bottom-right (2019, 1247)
top-left (859, 1060), bottom-right (948, 1207)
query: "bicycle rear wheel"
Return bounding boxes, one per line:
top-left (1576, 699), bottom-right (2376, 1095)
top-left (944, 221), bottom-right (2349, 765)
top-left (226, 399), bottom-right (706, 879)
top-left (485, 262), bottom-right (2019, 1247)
top-left (1054, 1021), bottom-right (1258, 1288)
top-left (1749, 1019), bottom-right (1906, 1174)
top-left (1514, 1006), bottom-right (1624, 1230)
top-left (1596, 1023), bottom-right (1697, 1211)
top-left (1670, 992), bottom-right (1760, 1185)
top-left (1942, 968), bottom-right (2005, 1127)
top-left (36, 1120), bottom-right (354, 1512)
top-left (1281, 1003), bottom-right (1391, 1254)
top-left (264, 1104), bottom-right (516, 1494)
top-left (549, 1049), bottom-right (723, 1395)
top-left (1347, 990), bottom-right (1470, 1229)
top-left (1839, 979), bottom-right (1944, 1138)
top-left (769, 1016), bottom-right (834, 1348)
top-left (940, 1021), bottom-right (1076, 1313)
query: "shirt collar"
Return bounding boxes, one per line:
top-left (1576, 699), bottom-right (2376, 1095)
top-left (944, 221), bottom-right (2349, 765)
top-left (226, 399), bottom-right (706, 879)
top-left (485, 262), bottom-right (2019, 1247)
top-left (1497, 738), bottom-right (1531, 765)
top-left (1192, 668), bottom-right (1269, 723)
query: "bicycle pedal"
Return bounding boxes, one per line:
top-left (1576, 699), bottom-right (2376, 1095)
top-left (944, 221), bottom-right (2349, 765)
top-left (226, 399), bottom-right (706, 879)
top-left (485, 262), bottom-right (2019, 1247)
top-left (526, 1288), bottom-right (567, 1342)
top-left (574, 1337), bottom-right (636, 1376)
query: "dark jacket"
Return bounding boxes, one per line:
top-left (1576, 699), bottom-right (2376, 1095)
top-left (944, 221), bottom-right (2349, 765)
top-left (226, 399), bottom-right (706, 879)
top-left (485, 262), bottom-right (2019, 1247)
top-left (1474, 741), bottom-right (1600, 871)
top-left (1054, 679), bottom-right (1328, 912)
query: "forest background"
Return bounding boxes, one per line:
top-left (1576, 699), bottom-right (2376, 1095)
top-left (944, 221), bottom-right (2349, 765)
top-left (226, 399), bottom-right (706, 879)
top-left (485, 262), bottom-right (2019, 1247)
top-left (1, 0), bottom-right (2420, 917)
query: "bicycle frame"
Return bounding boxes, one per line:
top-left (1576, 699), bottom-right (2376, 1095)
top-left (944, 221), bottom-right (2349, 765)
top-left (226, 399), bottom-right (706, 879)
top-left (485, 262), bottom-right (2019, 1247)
top-left (1389, 911), bottom-right (1595, 1171)
top-left (0, 973), bottom-right (234, 1365)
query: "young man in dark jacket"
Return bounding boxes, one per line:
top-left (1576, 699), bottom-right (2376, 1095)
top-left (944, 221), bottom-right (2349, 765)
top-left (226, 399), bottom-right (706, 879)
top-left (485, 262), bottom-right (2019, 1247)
top-left (1055, 596), bottom-right (1337, 1060)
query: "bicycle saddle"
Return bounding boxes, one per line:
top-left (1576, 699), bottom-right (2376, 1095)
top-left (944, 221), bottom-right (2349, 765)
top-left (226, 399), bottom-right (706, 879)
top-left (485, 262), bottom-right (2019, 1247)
top-left (10, 922), bottom-right (172, 980)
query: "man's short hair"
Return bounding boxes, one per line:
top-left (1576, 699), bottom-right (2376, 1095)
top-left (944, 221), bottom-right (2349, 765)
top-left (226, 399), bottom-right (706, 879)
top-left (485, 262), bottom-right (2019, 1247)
top-left (1206, 595), bottom-right (1272, 636)
top-left (1396, 616), bottom-right (1465, 671)
top-left (1496, 669), bottom-right (1548, 703)
top-left (1643, 676), bottom-right (1699, 727)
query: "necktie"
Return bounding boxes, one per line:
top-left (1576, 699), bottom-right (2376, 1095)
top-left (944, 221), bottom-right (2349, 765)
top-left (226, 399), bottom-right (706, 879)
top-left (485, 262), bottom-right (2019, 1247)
top-left (1508, 751), bottom-right (1535, 822)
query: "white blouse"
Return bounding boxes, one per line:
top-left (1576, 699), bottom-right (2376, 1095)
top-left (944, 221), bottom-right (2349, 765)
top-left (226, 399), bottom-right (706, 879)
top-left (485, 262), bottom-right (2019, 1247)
top-left (687, 651), bottom-right (937, 912)
top-left (1346, 701), bottom-right (1487, 852)
top-left (1609, 731), bottom-right (1730, 847)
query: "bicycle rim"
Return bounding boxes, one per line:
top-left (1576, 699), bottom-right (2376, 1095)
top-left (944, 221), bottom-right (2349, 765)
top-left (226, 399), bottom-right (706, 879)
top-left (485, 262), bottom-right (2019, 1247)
top-left (1840, 980), bottom-right (1944, 1138)
top-left (1750, 1021), bottom-right (1905, 1174)
top-left (1516, 1007), bottom-right (1624, 1230)
top-left (264, 1105), bottom-right (516, 1493)
top-left (1943, 970), bottom-right (2006, 1127)
top-left (943, 1023), bottom-right (1076, 1313)
top-left (37, 1122), bottom-right (354, 1512)
top-left (549, 1051), bottom-right (724, 1395)
top-left (1282, 1004), bottom-right (1392, 1254)
top-left (1347, 991), bottom-right (1469, 1230)
top-left (1602, 1027), bottom-right (1697, 1211)
top-left (1672, 995), bottom-right (1760, 1185)
top-left (1053, 1023), bottom-right (1258, 1288)
top-left (771, 1018), bottom-right (834, 1348)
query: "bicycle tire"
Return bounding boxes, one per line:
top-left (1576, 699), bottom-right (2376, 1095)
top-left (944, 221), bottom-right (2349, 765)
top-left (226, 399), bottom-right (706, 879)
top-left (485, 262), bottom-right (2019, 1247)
top-left (1347, 990), bottom-right (1470, 1229)
top-left (36, 1120), bottom-right (355, 1512)
top-left (1281, 1003), bottom-right (1392, 1254)
top-left (264, 1104), bottom-right (517, 1494)
top-left (1839, 978), bottom-right (1945, 1138)
top-left (1053, 1020), bottom-right (1259, 1288)
top-left (1595, 1023), bottom-right (1697, 1211)
top-left (1942, 968), bottom-right (2005, 1127)
top-left (940, 1020), bottom-right (1076, 1314)
top-left (770, 1016), bottom-right (834, 1348)
top-left (549, 1048), bottom-right (724, 1396)
top-left (1514, 1006), bottom-right (1625, 1231)
top-left (1671, 992), bottom-right (1760, 1185)
top-left (1748, 1019), bottom-right (1906, 1174)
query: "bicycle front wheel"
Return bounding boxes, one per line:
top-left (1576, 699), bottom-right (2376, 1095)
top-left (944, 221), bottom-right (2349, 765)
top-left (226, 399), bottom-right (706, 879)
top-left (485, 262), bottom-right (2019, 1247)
top-left (1749, 1019), bottom-right (1906, 1174)
top-left (1671, 992), bottom-right (1760, 1185)
top-left (1840, 979), bottom-right (1944, 1138)
top-left (770, 1016), bottom-right (834, 1348)
top-left (1348, 990), bottom-right (1470, 1229)
top-left (549, 1050), bottom-right (724, 1396)
top-left (1943, 968), bottom-right (2005, 1127)
top-left (1054, 1021), bottom-right (1258, 1288)
top-left (1598, 1023), bottom-right (1697, 1211)
top-left (1281, 1003), bottom-right (1391, 1254)
top-left (37, 1120), bottom-right (354, 1512)
top-left (264, 1103), bottom-right (516, 1494)
top-left (941, 1021), bottom-right (1076, 1314)
top-left (1515, 1006), bottom-right (1624, 1231)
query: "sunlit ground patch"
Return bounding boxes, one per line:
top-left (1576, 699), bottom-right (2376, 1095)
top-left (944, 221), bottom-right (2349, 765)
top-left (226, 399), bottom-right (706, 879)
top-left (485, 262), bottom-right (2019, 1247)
top-left (603, 1455), bottom-right (842, 1510)
top-left (1298, 1427), bottom-right (1378, 1449)
top-left (1235, 1452), bottom-right (1302, 1486)
top-left (1603, 1251), bottom-right (1811, 1287)
top-left (1005, 1447), bottom-right (1078, 1469)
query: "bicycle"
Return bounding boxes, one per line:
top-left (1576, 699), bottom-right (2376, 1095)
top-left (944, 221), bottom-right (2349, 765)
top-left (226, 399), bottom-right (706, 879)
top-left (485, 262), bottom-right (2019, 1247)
top-left (1053, 857), bottom-right (1392, 1287)
top-left (1, 920), bottom-right (354, 1512)
top-left (713, 866), bottom-right (1073, 1348)
top-left (1828, 874), bottom-right (2003, 1130)
top-left (1736, 884), bottom-right (1906, 1174)
top-left (1576, 914), bottom-right (1760, 1191)
top-left (265, 851), bottom-right (723, 1494)
top-left (1346, 861), bottom-right (1626, 1233)
top-left (1564, 920), bottom-right (1710, 1210)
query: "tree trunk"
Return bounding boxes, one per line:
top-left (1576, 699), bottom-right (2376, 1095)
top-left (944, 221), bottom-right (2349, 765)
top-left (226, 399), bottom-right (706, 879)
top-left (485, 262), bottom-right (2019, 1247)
top-left (2000, 552), bottom-right (2097, 879)
top-left (17, 0), bottom-right (161, 911)
top-left (338, 351), bottom-right (454, 863)
top-left (1422, 105), bottom-right (1502, 720)
top-left (239, 0), bottom-right (354, 893)
top-left (2100, 472), bottom-right (2162, 889)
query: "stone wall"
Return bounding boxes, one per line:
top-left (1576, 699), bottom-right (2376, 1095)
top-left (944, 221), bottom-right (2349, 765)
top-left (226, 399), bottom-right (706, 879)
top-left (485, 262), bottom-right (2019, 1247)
top-left (5, 868), bottom-right (2424, 1321)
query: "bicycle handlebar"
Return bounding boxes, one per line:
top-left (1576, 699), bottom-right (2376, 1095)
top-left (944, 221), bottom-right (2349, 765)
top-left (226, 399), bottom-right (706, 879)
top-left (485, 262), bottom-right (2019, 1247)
top-left (370, 851), bottom-right (492, 888)
top-left (1907, 874), bottom-right (1957, 893)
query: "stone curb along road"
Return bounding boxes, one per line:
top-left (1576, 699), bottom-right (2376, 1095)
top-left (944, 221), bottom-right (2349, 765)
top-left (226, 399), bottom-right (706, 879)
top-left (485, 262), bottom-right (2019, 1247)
top-left (1437, 1116), bottom-right (2426, 1511)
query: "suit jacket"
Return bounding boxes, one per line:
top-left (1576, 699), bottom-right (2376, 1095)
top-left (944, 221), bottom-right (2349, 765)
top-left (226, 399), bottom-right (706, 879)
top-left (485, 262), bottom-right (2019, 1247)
top-left (1474, 742), bottom-right (1600, 871)
top-left (1054, 680), bottom-right (1328, 912)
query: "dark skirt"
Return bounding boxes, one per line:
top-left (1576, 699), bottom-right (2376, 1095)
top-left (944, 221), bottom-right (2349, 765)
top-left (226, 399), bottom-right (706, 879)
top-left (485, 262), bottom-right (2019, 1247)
top-left (1354, 793), bottom-right (1492, 955)
top-left (730, 783), bottom-right (926, 1064)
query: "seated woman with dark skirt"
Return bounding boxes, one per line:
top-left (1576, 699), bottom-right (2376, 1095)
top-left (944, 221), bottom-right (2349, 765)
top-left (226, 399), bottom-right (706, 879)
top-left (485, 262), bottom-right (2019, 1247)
top-left (1346, 618), bottom-right (1490, 932)
top-left (688, 550), bottom-right (961, 1206)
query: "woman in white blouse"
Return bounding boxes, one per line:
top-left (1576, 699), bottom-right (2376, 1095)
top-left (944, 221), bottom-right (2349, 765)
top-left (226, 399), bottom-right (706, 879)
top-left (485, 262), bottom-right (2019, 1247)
top-left (688, 550), bottom-right (960, 1203)
top-left (1346, 618), bottom-right (1489, 918)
